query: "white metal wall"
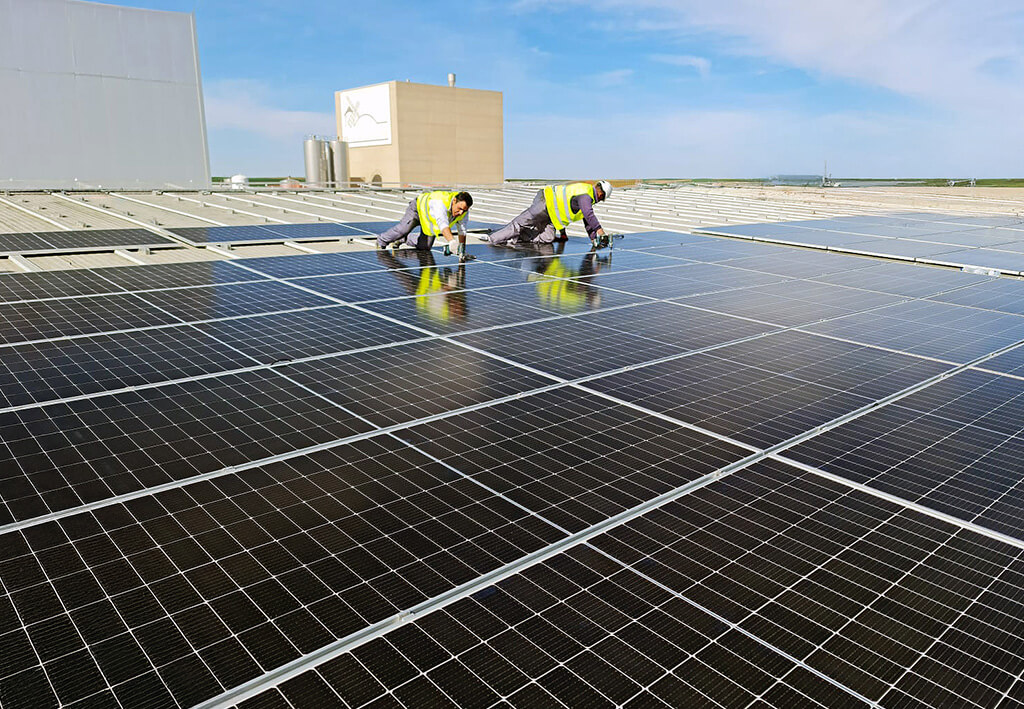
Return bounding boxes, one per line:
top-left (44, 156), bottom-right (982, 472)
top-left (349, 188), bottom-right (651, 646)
top-left (0, 0), bottom-right (210, 190)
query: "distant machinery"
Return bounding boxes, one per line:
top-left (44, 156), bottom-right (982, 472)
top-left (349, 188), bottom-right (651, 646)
top-left (947, 178), bottom-right (977, 187)
top-left (821, 160), bottom-right (841, 188)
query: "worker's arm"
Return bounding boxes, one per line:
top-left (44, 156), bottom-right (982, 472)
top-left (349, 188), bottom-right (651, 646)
top-left (437, 219), bottom-right (466, 246)
top-left (573, 194), bottom-right (604, 237)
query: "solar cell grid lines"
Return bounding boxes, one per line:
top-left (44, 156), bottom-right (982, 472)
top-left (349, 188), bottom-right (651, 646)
top-left (8, 220), bottom-right (1024, 708)
top-left (0, 370), bottom-right (373, 525)
top-left (0, 439), bottom-right (565, 708)
top-left (250, 542), bottom-right (873, 709)
top-left (0, 270), bottom-right (131, 304)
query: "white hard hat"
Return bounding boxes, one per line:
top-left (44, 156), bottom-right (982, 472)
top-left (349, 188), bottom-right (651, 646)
top-left (597, 180), bottom-right (613, 199)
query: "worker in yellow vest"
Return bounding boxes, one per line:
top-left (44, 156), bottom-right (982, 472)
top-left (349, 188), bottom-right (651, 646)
top-left (377, 190), bottom-right (474, 261)
top-left (486, 181), bottom-right (612, 248)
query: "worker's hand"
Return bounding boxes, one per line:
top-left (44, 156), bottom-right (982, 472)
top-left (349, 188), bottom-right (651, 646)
top-left (442, 240), bottom-right (458, 257)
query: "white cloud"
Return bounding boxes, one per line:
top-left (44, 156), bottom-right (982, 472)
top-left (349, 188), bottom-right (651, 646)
top-left (649, 54), bottom-right (711, 77)
top-left (591, 69), bottom-right (635, 87)
top-left (203, 80), bottom-right (336, 175)
top-left (204, 80), bottom-right (335, 140)
top-left (587, 1), bottom-right (1024, 113)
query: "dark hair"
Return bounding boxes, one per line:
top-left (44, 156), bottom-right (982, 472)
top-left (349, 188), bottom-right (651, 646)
top-left (455, 191), bottom-right (473, 208)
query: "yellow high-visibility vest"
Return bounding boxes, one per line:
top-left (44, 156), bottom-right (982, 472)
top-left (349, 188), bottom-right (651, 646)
top-left (415, 191), bottom-right (467, 237)
top-left (543, 183), bottom-right (595, 231)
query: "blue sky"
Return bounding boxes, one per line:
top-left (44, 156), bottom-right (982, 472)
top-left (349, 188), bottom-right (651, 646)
top-left (110, 0), bottom-right (1024, 178)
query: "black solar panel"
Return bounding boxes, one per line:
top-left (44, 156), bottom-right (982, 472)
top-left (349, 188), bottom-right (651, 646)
top-left (280, 339), bottom-right (557, 426)
top-left (135, 282), bottom-right (337, 321)
top-left (0, 293), bottom-right (183, 345)
top-left (0, 325), bottom-right (248, 408)
top-left (0, 228), bottom-right (174, 254)
top-left (188, 305), bottom-right (423, 364)
top-left (231, 252), bottom-right (384, 279)
top-left (94, 260), bottom-right (268, 290)
top-left (397, 387), bottom-right (751, 533)
top-left (0, 370), bottom-right (372, 524)
top-left (263, 544), bottom-right (871, 709)
top-left (587, 331), bottom-right (951, 448)
top-left (803, 299), bottom-right (1024, 362)
top-left (700, 212), bottom-right (1024, 275)
top-left (0, 270), bottom-right (128, 304)
top-left (4, 228), bottom-right (1024, 708)
top-left (290, 263), bottom-right (535, 304)
top-left (168, 222), bottom-right (376, 245)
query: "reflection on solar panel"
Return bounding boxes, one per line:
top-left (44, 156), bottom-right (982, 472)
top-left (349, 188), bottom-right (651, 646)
top-left (699, 212), bottom-right (1024, 275)
top-left (4, 230), bottom-right (1024, 709)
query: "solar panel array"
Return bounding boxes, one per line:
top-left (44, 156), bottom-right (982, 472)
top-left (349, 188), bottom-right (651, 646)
top-left (2, 224), bottom-right (1024, 708)
top-left (698, 212), bottom-right (1024, 275)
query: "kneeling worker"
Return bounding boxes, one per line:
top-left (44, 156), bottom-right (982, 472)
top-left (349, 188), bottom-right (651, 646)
top-left (487, 180), bottom-right (613, 248)
top-left (377, 190), bottom-right (474, 261)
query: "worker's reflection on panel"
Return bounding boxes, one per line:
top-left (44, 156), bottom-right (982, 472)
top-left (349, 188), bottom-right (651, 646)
top-left (521, 243), bottom-right (611, 312)
top-left (376, 248), bottom-right (468, 322)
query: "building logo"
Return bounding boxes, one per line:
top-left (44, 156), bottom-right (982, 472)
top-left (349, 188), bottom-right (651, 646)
top-left (338, 84), bottom-right (392, 147)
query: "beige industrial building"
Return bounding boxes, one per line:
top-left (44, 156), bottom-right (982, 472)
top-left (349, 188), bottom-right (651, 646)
top-left (335, 79), bottom-right (503, 187)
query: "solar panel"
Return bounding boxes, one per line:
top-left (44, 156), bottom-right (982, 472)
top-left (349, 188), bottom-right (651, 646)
top-left (0, 293), bottom-right (184, 345)
top-left (230, 252), bottom-right (387, 279)
top-left (135, 282), bottom-right (337, 320)
top-left (587, 330), bottom-right (951, 448)
top-left (782, 368), bottom-right (1024, 537)
top-left (286, 263), bottom-right (537, 304)
top-left (803, 299), bottom-right (1024, 362)
top-left (811, 261), bottom-right (991, 298)
top-left (187, 306), bottom-right (423, 364)
top-left (568, 263), bottom-right (786, 300)
top-left (258, 541), bottom-right (871, 709)
top-left (0, 370), bottom-right (372, 524)
top-left (279, 339), bottom-right (558, 426)
top-left (4, 226), bottom-right (1024, 709)
top-left (168, 222), bottom-right (377, 245)
top-left (0, 228), bottom-right (174, 254)
top-left (0, 325), bottom-right (249, 408)
top-left (93, 261), bottom-right (269, 290)
top-left (699, 212), bottom-right (1024, 274)
top-left (397, 387), bottom-right (751, 533)
top-left (359, 288), bottom-right (555, 335)
top-left (0, 270), bottom-right (129, 304)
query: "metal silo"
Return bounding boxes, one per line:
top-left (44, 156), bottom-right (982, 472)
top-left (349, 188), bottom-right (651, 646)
top-left (303, 137), bottom-right (329, 187)
top-left (329, 139), bottom-right (348, 189)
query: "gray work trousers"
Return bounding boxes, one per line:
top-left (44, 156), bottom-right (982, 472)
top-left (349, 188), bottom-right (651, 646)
top-left (488, 189), bottom-right (562, 245)
top-left (377, 200), bottom-right (435, 250)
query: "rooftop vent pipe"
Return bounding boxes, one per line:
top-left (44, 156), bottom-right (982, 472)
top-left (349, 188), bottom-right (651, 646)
top-left (448, 73), bottom-right (456, 87)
